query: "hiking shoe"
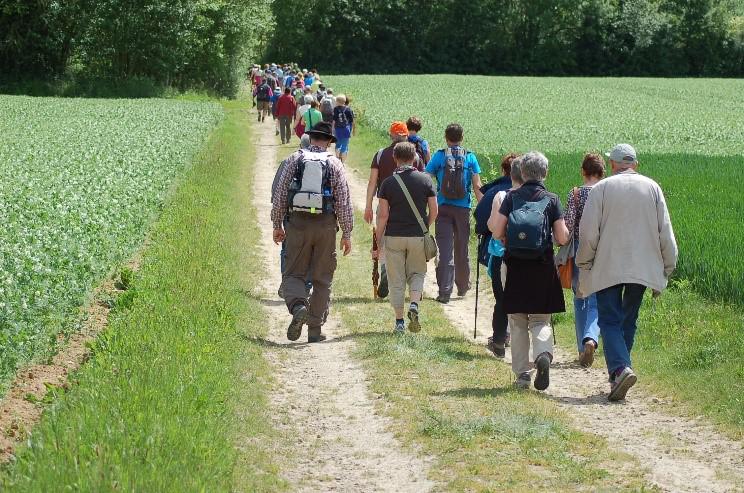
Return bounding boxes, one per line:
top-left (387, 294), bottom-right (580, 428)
top-left (608, 367), bottom-right (637, 402)
top-left (407, 305), bottom-right (421, 333)
top-left (377, 266), bottom-right (389, 298)
top-left (277, 286), bottom-right (284, 299)
top-left (286, 304), bottom-right (308, 341)
top-left (457, 288), bottom-right (470, 297)
top-left (579, 340), bottom-right (596, 368)
top-left (394, 320), bottom-right (405, 334)
top-left (534, 352), bottom-right (551, 391)
top-left (514, 372), bottom-right (531, 389)
top-left (435, 294), bottom-right (450, 304)
top-left (505, 332), bottom-right (511, 348)
top-left (275, 129), bottom-right (279, 136)
top-left (486, 337), bottom-right (506, 358)
top-left (308, 334), bottom-right (327, 343)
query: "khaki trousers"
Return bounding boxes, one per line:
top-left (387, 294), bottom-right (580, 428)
top-left (383, 236), bottom-right (428, 313)
top-left (508, 313), bottom-right (553, 376)
top-left (282, 213), bottom-right (337, 328)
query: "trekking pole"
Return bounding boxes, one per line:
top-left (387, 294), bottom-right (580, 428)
top-left (474, 254), bottom-right (480, 339)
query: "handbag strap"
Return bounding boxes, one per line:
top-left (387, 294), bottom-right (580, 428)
top-left (393, 173), bottom-right (428, 235)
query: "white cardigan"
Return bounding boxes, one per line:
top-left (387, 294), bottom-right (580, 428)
top-left (576, 170), bottom-right (678, 297)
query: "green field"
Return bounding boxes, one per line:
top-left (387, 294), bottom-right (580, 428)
top-left (327, 75), bottom-right (744, 304)
top-left (0, 96), bottom-right (223, 389)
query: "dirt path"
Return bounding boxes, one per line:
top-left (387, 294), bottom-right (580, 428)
top-left (249, 121), bottom-right (433, 492)
top-left (344, 159), bottom-right (744, 493)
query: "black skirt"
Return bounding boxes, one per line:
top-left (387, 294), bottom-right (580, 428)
top-left (503, 250), bottom-right (566, 315)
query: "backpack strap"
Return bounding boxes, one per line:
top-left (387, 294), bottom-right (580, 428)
top-left (375, 148), bottom-right (385, 167)
top-left (393, 173), bottom-right (428, 235)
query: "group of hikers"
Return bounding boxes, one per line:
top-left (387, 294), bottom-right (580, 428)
top-left (267, 69), bottom-right (678, 402)
top-left (249, 63), bottom-right (356, 162)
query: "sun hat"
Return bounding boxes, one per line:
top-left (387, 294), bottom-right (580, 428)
top-left (389, 121), bottom-right (409, 137)
top-left (606, 144), bottom-right (637, 164)
top-left (306, 122), bottom-right (337, 143)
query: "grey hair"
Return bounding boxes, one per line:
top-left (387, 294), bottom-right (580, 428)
top-left (391, 133), bottom-right (407, 143)
top-left (519, 151), bottom-right (549, 182)
top-left (303, 95), bottom-right (314, 105)
top-left (510, 156), bottom-right (524, 185)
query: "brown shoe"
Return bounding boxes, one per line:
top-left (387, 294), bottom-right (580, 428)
top-left (579, 340), bottom-right (596, 368)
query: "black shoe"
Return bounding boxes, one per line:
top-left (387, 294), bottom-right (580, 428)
top-left (457, 288), bottom-right (470, 297)
top-left (435, 294), bottom-right (450, 304)
top-left (275, 129), bottom-right (279, 136)
top-left (377, 266), bottom-right (389, 298)
top-left (287, 304), bottom-right (308, 341)
top-left (486, 337), bottom-right (505, 358)
top-left (308, 334), bottom-right (327, 343)
top-left (534, 352), bottom-right (551, 391)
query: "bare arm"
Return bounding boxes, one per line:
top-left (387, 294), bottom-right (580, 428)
top-left (472, 174), bottom-right (484, 202)
top-left (552, 218), bottom-right (570, 246)
top-left (487, 192), bottom-right (504, 237)
top-left (364, 168), bottom-right (379, 224)
top-left (427, 196), bottom-right (438, 227)
top-left (376, 198), bottom-right (390, 245)
top-left (491, 213), bottom-right (508, 242)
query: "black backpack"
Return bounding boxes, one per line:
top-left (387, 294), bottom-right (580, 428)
top-left (506, 194), bottom-right (552, 259)
top-left (256, 83), bottom-right (271, 101)
top-left (440, 147), bottom-right (468, 200)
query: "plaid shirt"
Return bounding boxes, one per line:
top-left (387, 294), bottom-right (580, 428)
top-left (271, 146), bottom-right (354, 240)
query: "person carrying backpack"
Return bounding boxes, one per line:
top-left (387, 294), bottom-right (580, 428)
top-left (271, 122), bottom-right (354, 343)
top-left (490, 152), bottom-right (570, 391)
top-left (476, 153), bottom-right (520, 358)
top-left (332, 94), bottom-right (355, 163)
top-left (255, 80), bottom-right (273, 123)
top-left (406, 116), bottom-right (431, 164)
top-left (425, 123), bottom-right (484, 304)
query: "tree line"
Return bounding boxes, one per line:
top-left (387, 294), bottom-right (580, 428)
top-left (268, 0), bottom-right (744, 77)
top-left (0, 0), bottom-right (273, 97)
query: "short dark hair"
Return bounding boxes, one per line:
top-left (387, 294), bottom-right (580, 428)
top-left (500, 152), bottom-right (520, 177)
top-left (445, 123), bottom-right (463, 143)
top-left (406, 116), bottom-right (422, 132)
top-left (582, 153), bottom-right (606, 179)
top-left (393, 142), bottom-right (417, 163)
top-left (284, 87), bottom-right (291, 94)
top-left (310, 100), bottom-right (319, 108)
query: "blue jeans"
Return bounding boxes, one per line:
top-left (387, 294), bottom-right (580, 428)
top-left (596, 283), bottom-right (646, 377)
top-left (572, 257), bottom-right (600, 352)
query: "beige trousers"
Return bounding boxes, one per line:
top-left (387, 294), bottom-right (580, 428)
top-left (384, 236), bottom-right (428, 312)
top-left (509, 313), bottom-right (553, 376)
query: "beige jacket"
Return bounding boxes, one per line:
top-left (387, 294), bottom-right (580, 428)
top-left (576, 170), bottom-right (678, 297)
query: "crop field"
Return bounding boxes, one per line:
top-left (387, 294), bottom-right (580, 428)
top-left (0, 96), bottom-right (222, 388)
top-left (326, 75), bottom-right (744, 304)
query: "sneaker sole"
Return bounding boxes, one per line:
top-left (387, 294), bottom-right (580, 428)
top-left (286, 306), bottom-right (308, 341)
top-left (407, 309), bottom-right (421, 333)
top-left (534, 355), bottom-right (551, 391)
top-left (609, 372), bottom-right (637, 401)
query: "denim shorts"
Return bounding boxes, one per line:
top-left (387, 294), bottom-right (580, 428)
top-left (335, 137), bottom-right (350, 153)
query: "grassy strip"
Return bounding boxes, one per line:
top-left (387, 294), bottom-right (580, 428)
top-left (1, 101), bottom-right (284, 491)
top-left (347, 123), bottom-right (744, 438)
top-left (335, 134), bottom-right (647, 491)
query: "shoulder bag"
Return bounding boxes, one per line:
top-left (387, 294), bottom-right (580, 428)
top-left (393, 173), bottom-right (438, 261)
top-left (556, 187), bottom-right (579, 289)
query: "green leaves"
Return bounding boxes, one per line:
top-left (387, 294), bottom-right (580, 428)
top-left (0, 95), bottom-right (222, 389)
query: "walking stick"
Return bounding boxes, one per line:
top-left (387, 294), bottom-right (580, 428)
top-left (474, 251), bottom-right (480, 339)
top-left (372, 227), bottom-right (380, 299)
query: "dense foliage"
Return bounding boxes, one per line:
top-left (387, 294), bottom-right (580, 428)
top-left (326, 74), bottom-right (744, 304)
top-left (0, 0), bottom-right (273, 96)
top-left (271, 0), bottom-right (744, 77)
top-left (0, 95), bottom-right (222, 388)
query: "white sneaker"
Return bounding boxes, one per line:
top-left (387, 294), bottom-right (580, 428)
top-left (608, 367), bottom-right (637, 401)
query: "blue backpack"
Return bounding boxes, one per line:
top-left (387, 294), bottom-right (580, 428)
top-left (506, 195), bottom-right (552, 259)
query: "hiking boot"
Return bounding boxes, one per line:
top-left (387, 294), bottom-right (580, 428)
top-left (534, 352), bottom-right (551, 391)
top-left (457, 288), bottom-right (470, 297)
top-left (608, 367), bottom-right (637, 402)
top-left (394, 320), bottom-right (405, 334)
top-left (308, 333), bottom-right (326, 343)
top-left (286, 304), bottom-right (308, 341)
top-left (435, 294), bottom-right (450, 304)
top-left (514, 372), bottom-right (531, 389)
top-left (407, 304), bottom-right (421, 333)
top-left (486, 337), bottom-right (505, 358)
top-left (377, 266), bottom-right (389, 298)
top-left (579, 340), bottom-right (596, 368)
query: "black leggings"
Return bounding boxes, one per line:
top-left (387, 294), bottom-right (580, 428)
top-left (490, 257), bottom-right (508, 344)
